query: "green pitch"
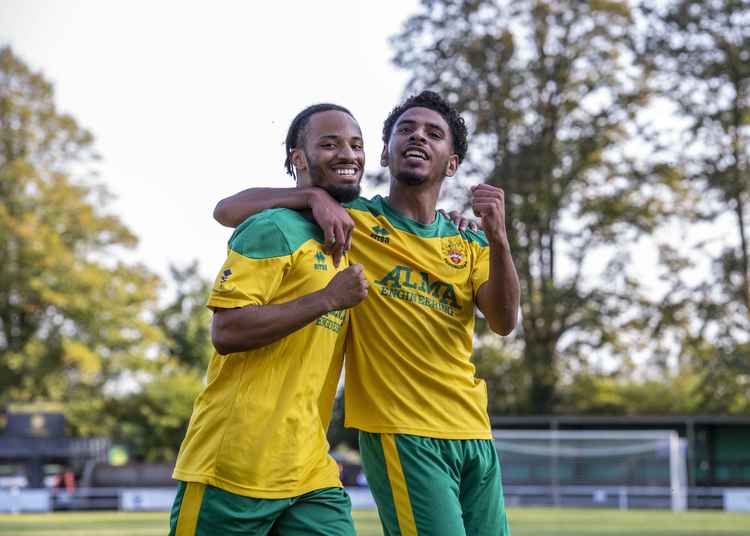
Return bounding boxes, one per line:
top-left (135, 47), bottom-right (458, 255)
top-left (0, 508), bottom-right (748, 535)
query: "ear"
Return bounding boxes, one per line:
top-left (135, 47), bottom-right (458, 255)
top-left (380, 145), bottom-right (389, 168)
top-left (291, 148), bottom-right (308, 174)
top-left (444, 154), bottom-right (459, 178)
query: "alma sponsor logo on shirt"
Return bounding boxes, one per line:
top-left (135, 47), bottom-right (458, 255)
top-left (374, 264), bottom-right (461, 316)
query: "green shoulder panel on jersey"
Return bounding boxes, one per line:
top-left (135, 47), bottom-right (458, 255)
top-left (344, 196), bottom-right (383, 216)
top-left (346, 195), bottom-right (459, 239)
top-left (229, 208), bottom-right (325, 259)
top-left (460, 227), bottom-right (489, 247)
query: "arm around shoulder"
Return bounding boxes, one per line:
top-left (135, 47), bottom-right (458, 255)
top-left (213, 187), bottom-right (321, 228)
top-left (213, 186), bottom-right (354, 267)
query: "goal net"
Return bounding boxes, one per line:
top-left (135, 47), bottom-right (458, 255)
top-left (493, 430), bottom-right (688, 511)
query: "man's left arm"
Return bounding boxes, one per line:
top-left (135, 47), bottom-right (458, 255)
top-left (472, 183), bottom-right (520, 336)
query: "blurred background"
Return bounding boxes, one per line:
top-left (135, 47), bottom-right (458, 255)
top-left (0, 0), bottom-right (749, 529)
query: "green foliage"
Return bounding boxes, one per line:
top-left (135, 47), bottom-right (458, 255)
top-left (393, 0), bottom-right (750, 416)
top-left (64, 260), bottom-right (212, 461)
top-left (642, 0), bottom-right (750, 311)
top-left (640, 0), bottom-right (750, 413)
top-left (155, 261), bottom-right (212, 370)
top-left (0, 46), bottom-right (162, 403)
top-left (559, 372), bottom-right (702, 415)
top-left (68, 367), bottom-right (205, 462)
top-left (472, 342), bottom-right (530, 414)
top-left (0, 47), bottom-right (211, 460)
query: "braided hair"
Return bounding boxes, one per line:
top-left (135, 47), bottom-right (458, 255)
top-left (284, 103), bottom-right (354, 180)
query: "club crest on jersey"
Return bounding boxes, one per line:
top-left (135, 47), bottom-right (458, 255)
top-left (441, 237), bottom-right (468, 269)
top-left (370, 225), bottom-right (390, 244)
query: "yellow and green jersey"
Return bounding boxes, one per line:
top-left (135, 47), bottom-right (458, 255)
top-left (173, 208), bottom-right (348, 499)
top-left (344, 195), bottom-right (492, 439)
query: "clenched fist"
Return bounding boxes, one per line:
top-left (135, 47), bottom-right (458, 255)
top-left (321, 263), bottom-right (368, 310)
top-left (471, 184), bottom-right (509, 247)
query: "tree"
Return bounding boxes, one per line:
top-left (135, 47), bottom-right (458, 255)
top-left (66, 262), bottom-right (212, 462)
top-left (640, 0), bottom-right (750, 413)
top-left (0, 46), bottom-right (161, 404)
top-left (155, 261), bottom-right (213, 370)
top-left (0, 47), bottom-right (216, 460)
top-left (392, 0), bottom-right (667, 412)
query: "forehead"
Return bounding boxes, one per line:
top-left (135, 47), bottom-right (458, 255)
top-left (306, 110), bottom-right (362, 139)
top-left (395, 106), bottom-right (450, 132)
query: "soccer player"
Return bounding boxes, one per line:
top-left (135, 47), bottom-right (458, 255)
top-left (214, 91), bottom-right (520, 536)
top-left (169, 104), bottom-right (368, 536)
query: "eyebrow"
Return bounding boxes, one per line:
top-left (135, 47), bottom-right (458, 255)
top-left (318, 134), bottom-right (364, 141)
top-left (396, 119), bottom-right (446, 133)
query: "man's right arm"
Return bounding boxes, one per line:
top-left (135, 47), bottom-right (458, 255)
top-left (214, 187), bottom-right (353, 266)
top-left (212, 264), bottom-right (367, 355)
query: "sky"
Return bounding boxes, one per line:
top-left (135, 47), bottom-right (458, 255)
top-left (0, 0), bottom-right (420, 283)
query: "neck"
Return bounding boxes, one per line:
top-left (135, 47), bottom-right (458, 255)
top-left (387, 178), bottom-right (442, 224)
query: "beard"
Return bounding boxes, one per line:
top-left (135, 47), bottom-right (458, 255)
top-left (321, 182), bottom-right (361, 203)
top-left (394, 169), bottom-right (427, 186)
top-left (308, 158), bottom-right (361, 203)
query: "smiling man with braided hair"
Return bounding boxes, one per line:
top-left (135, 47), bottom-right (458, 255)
top-left (169, 104), bottom-right (368, 536)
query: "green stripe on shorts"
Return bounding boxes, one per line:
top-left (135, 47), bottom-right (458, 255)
top-left (168, 482), bottom-right (355, 536)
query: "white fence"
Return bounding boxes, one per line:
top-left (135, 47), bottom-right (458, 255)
top-left (0, 485), bottom-right (746, 513)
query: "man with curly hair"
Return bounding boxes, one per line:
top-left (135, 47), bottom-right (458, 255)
top-left (215, 91), bottom-right (520, 536)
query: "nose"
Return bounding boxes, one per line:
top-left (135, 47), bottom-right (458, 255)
top-left (337, 143), bottom-right (357, 161)
top-left (409, 127), bottom-right (427, 143)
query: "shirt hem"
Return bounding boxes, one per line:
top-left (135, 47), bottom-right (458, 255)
top-left (206, 297), bottom-right (252, 310)
top-left (171, 470), bottom-right (342, 500)
top-left (346, 422), bottom-right (492, 440)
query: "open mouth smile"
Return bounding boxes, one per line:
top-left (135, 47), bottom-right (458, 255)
top-left (403, 147), bottom-right (428, 160)
top-left (334, 168), bottom-right (359, 177)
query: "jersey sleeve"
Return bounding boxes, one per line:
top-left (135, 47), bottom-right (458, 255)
top-left (207, 218), bottom-right (292, 310)
top-left (468, 231), bottom-right (491, 299)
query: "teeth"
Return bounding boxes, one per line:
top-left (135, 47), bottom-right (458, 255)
top-left (405, 151), bottom-right (426, 159)
top-left (335, 169), bottom-right (357, 175)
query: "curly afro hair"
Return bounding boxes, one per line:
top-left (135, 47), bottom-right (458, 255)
top-left (381, 90), bottom-right (468, 163)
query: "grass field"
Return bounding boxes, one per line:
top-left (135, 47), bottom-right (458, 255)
top-left (0, 508), bottom-right (748, 535)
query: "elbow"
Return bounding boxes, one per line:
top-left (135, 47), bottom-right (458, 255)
top-left (211, 329), bottom-right (234, 355)
top-left (489, 320), bottom-right (515, 337)
top-left (212, 307), bottom-right (266, 354)
top-left (211, 318), bottom-right (240, 354)
top-left (211, 322), bottom-right (262, 354)
top-left (213, 200), bottom-right (232, 227)
top-left (487, 311), bottom-right (518, 336)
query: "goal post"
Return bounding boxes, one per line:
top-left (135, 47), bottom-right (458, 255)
top-left (493, 429), bottom-right (688, 511)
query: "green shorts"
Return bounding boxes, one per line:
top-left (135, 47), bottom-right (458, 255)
top-left (168, 481), bottom-right (355, 536)
top-left (359, 432), bottom-right (510, 536)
